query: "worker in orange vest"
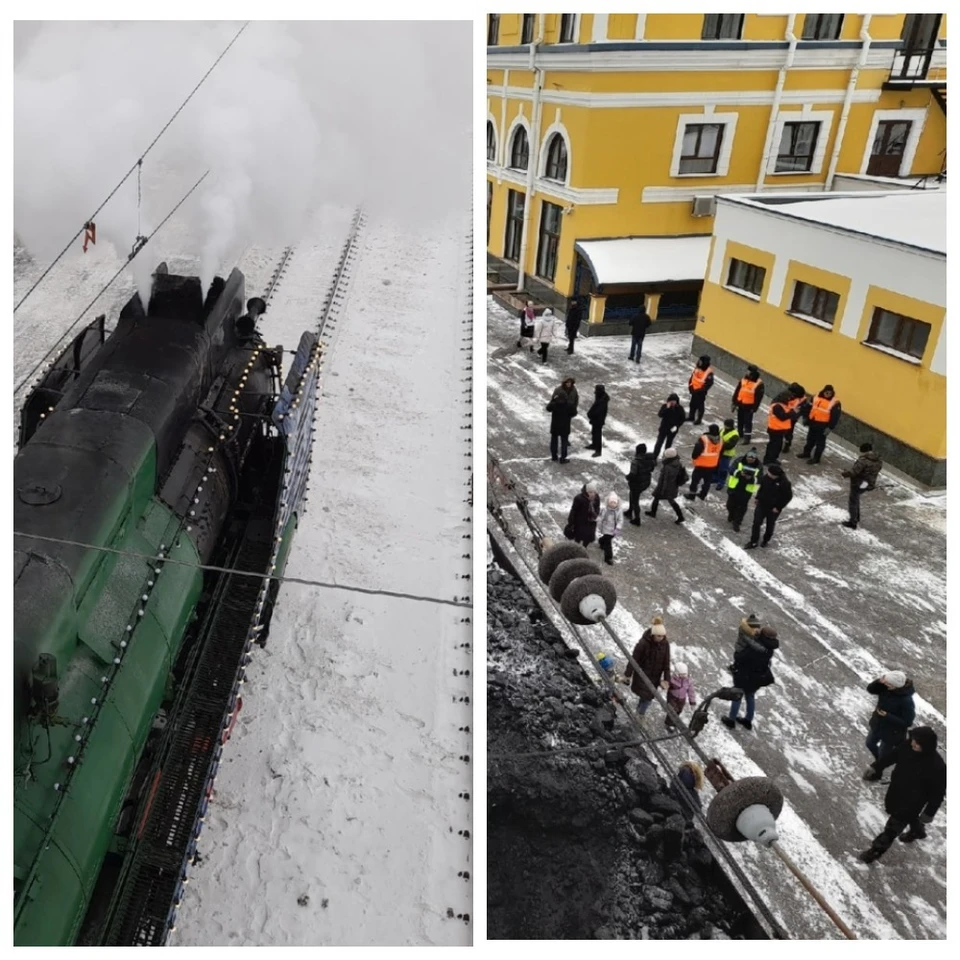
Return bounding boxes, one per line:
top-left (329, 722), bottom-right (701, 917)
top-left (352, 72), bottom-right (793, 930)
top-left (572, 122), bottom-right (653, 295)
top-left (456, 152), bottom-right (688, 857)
top-left (781, 382), bottom-right (808, 453)
top-left (797, 385), bottom-right (842, 465)
top-left (731, 365), bottom-right (764, 444)
top-left (687, 355), bottom-right (714, 425)
top-left (684, 423), bottom-right (722, 500)
top-left (764, 390), bottom-right (800, 464)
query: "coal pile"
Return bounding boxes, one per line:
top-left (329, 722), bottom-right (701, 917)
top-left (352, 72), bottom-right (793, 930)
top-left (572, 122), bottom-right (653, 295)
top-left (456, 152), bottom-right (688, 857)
top-left (487, 559), bottom-right (765, 940)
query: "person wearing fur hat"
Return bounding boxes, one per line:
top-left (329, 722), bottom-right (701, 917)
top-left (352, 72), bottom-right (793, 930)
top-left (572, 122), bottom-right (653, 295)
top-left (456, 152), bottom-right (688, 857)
top-left (596, 492), bottom-right (624, 565)
top-left (547, 377), bottom-right (579, 463)
top-left (664, 662), bottom-right (697, 729)
top-left (781, 382), bottom-right (808, 454)
top-left (533, 308), bottom-right (557, 364)
top-left (687, 355), bottom-right (714, 425)
top-left (585, 385), bottom-right (609, 457)
top-left (841, 443), bottom-right (883, 530)
top-left (623, 617), bottom-right (671, 716)
top-left (797, 384), bottom-right (841, 465)
top-left (862, 671), bottom-right (916, 768)
top-left (566, 480), bottom-right (599, 546)
top-left (858, 726), bottom-right (946, 863)
top-left (726, 448), bottom-right (762, 532)
top-left (732, 364), bottom-right (764, 444)
top-left (735, 614), bottom-right (766, 654)
top-left (646, 449), bottom-right (688, 524)
top-left (745, 462), bottom-right (793, 549)
top-left (722, 626), bottom-right (779, 730)
top-left (671, 761), bottom-right (705, 813)
top-left (623, 443), bottom-right (657, 525)
top-left (685, 423), bottom-right (723, 501)
top-left (653, 393), bottom-right (686, 458)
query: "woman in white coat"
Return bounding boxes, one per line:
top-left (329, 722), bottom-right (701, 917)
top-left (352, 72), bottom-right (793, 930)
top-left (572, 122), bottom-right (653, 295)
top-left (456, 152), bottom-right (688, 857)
top-left (533, 308), bottom-right (557, 364)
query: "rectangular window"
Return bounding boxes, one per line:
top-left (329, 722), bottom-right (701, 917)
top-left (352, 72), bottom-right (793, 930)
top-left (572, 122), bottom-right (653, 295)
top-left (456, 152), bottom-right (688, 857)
top-left (679, 123), bottom-right (723, 175)
top-left (726, 258), bottom-right (766, 297)
top-left (521, 14), bottom-right (535, 45)
top-left (536, 201), bottom-right (562, 283)
top-left (775, 121), bottom-right (820, 173)
top-left (504, 189), bottom-right (525, 262)
top-left (488, 14), bottom-right (500, 46)
top-left (801, 14), bottom-right (844, 40)
top-left (901, 14), bottom-right (940, 52)
top-left (559, 14), bottom-right (576, 43)
top-left (867, 307), bottom-right (931, 359)
top-left (702, 14), bottom-right (744, 40)
top-left (867, 120), bottom-right (911, 177)
top-left (790, 281), bottom-right (840, 324)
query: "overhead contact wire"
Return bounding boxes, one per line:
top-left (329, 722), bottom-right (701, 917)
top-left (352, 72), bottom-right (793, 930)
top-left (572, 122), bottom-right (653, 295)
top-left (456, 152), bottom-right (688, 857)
top-left (13, 21), bottom-right (249, 314)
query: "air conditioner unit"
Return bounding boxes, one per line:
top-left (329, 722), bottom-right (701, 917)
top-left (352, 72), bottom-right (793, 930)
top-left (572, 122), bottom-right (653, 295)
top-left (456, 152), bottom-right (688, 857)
top-left (691, 196), bottom-right (717, 218)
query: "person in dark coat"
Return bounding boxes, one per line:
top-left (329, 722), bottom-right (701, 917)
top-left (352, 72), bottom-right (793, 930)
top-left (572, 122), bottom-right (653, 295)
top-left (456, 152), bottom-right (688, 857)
top-left (797, 384), bottom-right (841, 465)
top-left (725, 448), bottom-right (762, 532)
top-left (517, 299), bottom-right (536, 350)
top-left (763, 390), bottom-right (800, 464)
top-left (645, 449), bottom-right (687, 524)
top-left (841, 443), bottom-right (883, 530)
top-left (687, 355), bottom-right (714, 425)
top-left (781, 382), bottom-right (807, 454)
top-left (745, 463), bottom-right (793, 548)
top-left (652, 393), bottom-right (686, 458)
top-left (862, 671), bottom-right (916, 768)
top-left (564, 300), bottom-right (582, 354)
top-left (585, 385), bottom-right (609, 457)
top-left (859, 726), bottom-right (946, 863)
top-left (547, 377), bottom-right (579, 463)
top-left (722, 626), bottom-right (779, 730)
top-left (623, 442), bottom-right (657, 525)
top-left (623, 616), bottom-right (671, 715)
top-left (566, 481), bottom-right (599, 546)
top-left (670, 761), bottom-right (704, 815)
top-left (628, 305), bottom-right (652, 362)
top-left (732, 365), bottom-right (764, 444)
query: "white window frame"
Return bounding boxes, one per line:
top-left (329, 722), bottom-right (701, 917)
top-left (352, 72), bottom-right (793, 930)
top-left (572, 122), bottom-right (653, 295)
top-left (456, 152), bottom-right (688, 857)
top-left (538, 118), bottom-right (573, 185)
top-left (505, 113), bottom-right (532, 172)
top-left (670, 109), bottom-right (739, 179)
top-left (767, 107), bottom-right (834, 176)
top-left (859, 107), bottom-right (928, 178)
top-left (558, 13), bottom-right (581, 44)
top-left (486, 114), bottom-right (499, 167)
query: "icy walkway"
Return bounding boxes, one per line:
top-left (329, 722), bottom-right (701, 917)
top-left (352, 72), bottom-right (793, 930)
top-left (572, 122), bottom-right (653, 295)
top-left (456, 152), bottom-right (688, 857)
top-left (487, 299), bottom-right (946, 940)
top-left (169, 217), bottom-right (473, 946)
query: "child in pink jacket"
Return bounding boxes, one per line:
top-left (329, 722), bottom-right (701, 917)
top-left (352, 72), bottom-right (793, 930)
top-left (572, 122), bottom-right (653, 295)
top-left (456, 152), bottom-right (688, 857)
top-left (665, 662), bottom-right (697, 728)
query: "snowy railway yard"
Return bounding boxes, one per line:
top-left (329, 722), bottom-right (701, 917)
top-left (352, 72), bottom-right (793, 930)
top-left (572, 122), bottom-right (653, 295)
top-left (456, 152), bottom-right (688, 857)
top-left (487, 297), bottom-right (946, 940)
top-left (13, 206), bottom-right (473, 945)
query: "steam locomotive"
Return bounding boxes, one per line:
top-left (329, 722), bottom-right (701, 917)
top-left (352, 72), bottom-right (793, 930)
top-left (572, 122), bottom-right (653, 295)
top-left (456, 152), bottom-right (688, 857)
top-left (14, 264), bottom-right (319, 945)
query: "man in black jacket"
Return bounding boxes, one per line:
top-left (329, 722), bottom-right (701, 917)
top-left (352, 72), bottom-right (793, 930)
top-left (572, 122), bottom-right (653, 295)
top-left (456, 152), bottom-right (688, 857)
top-left (653, 393), bottom-right (686, 458)
top-left (732, 365), bottom-right (764, 444)
top-left (547, 378), bottom-right (579, 464)
top-left (623, 442), bottom-right (657, 525)
top-left (861, 671), bottom-right (915, 768)
top-left (585, 384), bottom-right (609, 457)
top-left (859, 726), bottom-right (946, 862)
top-left (745, 463), bottom-right (793, 549)
top-left (628, 305), bottom-right (652, 362)
top-left (565, 300), bottom-right (582, 354)
top-left (841, 443), bottom-right (883, 530)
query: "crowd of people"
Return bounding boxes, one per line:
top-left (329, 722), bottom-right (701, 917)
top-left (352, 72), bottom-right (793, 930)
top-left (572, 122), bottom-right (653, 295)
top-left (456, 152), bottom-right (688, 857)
top-left (604, 611), bottom-right (945, 865)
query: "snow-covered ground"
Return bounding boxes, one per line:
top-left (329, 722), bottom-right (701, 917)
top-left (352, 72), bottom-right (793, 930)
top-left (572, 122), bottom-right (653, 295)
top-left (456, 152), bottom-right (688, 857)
top-left (487, 297), bottom-right (946, 940)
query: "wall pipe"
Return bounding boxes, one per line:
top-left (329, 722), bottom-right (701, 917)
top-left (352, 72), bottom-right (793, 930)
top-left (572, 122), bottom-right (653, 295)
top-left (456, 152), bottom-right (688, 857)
top-left (756, 14), bottom-right (799, 191)
top-left (515, 14), bottom-right (546, 294)
top-left (826, 14), bottom-right (873, 189)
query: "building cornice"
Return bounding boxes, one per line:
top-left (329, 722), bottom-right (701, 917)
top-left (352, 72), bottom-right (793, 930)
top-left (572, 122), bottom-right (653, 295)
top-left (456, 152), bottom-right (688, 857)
top-left (489, 164), bottom-right (619, 206)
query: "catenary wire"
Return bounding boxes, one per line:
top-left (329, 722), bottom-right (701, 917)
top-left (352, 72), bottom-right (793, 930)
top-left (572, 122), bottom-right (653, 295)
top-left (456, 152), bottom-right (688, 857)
top-left (14, 531), bottom-right (472, 610)
top-left (13, 21), bottom-right (249, 314)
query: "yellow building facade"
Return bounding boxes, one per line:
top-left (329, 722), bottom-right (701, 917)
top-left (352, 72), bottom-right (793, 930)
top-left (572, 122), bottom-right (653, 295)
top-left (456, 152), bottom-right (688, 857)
top-left (486, 13), bottom-right (947, 328)
top-left (696, 190), bottom-right (945, 485)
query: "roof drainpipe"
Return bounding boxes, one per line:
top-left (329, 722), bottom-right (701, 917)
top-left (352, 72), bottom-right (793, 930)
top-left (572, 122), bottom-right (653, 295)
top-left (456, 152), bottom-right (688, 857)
top-left (826, 14), bottom-right (873, 190)
top-left (516, 15), bottom-right (545, 294)
top-left (756, 14), bottom-right (798, 192)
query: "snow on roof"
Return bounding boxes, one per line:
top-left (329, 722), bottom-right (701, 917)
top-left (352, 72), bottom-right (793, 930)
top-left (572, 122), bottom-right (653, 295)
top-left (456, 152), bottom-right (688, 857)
top-left (575, 235), bottom-right (712, 287)
top-left (737, 191), bottom-right (946, 256)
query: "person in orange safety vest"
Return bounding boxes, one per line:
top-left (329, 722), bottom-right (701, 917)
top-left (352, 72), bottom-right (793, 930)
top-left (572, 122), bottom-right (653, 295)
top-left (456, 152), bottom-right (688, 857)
top-left (731, 365), bottom-right (764, 444)
top-left (763, 390), bottom-right (800, 464)
top-left (684, 423), bottom-right (722, 500)
top-left (687, 355), bottom-right (714, 425)
top-left (781, 382), bottom-right (808, 453)
top-left (797, 385), bottom-right (842, 465)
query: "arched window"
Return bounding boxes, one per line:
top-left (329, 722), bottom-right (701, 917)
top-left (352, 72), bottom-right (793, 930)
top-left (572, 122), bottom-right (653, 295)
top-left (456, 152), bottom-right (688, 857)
top-left (487, 121), bottom-right (497, 162)
top-left (510, 127), bottom-right (529, 171)
top-left (544, 134), bottom-right (568, 181)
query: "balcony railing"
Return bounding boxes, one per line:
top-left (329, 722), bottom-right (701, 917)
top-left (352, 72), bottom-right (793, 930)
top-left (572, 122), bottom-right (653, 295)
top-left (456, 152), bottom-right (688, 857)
top-left (890, 45), bottom-right (938, 82)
